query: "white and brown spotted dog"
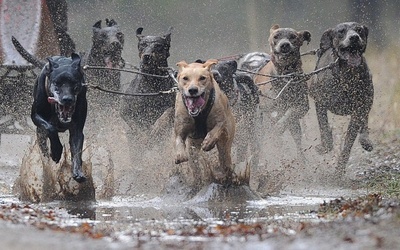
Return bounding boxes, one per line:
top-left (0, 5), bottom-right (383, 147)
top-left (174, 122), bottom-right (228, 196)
top-left (254, 24), bottom-right (311, 161)
top-left (174, 59), bottom-right (236, 185)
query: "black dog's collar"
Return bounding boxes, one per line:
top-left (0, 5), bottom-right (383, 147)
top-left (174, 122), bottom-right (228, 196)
top-left (185, 88), bottom-right (215, 139)
top-left (45, 76), bottom-right (51, 97)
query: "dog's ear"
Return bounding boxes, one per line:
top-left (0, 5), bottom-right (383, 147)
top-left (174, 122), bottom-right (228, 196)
top-left (270, 24), bottom-right (280, 34)
top-left (93, 20), bottom-right (102, 29)
top-left (176, 61), bottom-right (188, 71)
top-left (136, 27), bottom-right (144, 38)
top-left (203, 59), bottom-right (218, 70)
top-left (299, 30), bottom-right (311, 45)
top-left (164, 27), bottom-right (173, 42)
top-left (46, 57), bottom-right (59, 74)
top-left (106, 18), bottom-right (117, 27)
top-left (320, 28), bottom-right (334, 52)
top-left (71, 53), bottom-right (82, 73)
top-left (362, 25), bottom-right (369, 41)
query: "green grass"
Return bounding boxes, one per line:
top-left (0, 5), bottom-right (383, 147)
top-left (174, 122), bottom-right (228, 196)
top-left (365, 172), bottom-right (400, 199)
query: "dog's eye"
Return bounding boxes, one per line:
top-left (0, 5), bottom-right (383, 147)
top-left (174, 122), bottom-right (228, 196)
top-left (182, 76), bottom-right (189, 81)
top-left (337, 28), bottom-right (346, 38)
top-left (355, 27), bottom-right (364, 35)
top-left (289, 34), bottom-right (297, 40)
top-left (199, 76), bottom-right (206, 81)
top-left (273, 34), bottom-right (279, 40)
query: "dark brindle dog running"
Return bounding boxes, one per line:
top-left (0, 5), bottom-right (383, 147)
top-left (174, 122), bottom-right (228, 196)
top-left (309, 22), bottom-right (373, 175)
top-left (85, 19), bottom-right (125, 94)
top-left (208, 60), bottom-right (259, 163)
top-left (31, 53), bottom-right (87, 183)
top-left (254, 24), bottom-right (311, 161)
top-left (120, 27), bottom-right (175, 129)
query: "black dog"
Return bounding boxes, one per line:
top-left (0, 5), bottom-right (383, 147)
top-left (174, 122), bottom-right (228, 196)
top-left (309, 22), bottom-right (373, 174)
top-left (31, 53), bottom-right (87, 183)
top-left (120, 27), bottom-right (175, 129)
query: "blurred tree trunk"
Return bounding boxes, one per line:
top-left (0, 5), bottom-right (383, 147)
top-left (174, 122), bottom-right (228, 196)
top-left (245, 0), bottom-right (260, 51)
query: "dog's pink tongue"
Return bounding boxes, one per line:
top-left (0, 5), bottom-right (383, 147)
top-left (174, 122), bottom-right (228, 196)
top-left (345, 53), bottom-right (362, 67)
top-left (186, 96), bottom-right (205, 113)
top-left (48, 97), bottom-right (57, 104)
top-left (105, 57), bottom-right (113, 68)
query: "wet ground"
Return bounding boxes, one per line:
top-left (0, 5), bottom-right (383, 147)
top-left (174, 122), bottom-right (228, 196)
top-left (1, 74), bottom-right (400, 249)
top-left (1, 134), bottom-right (400, 249)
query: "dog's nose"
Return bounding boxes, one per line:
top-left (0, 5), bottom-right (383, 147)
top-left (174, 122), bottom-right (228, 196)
top-left (110, 41), bottom-right (122, 51)
top-left (280, 43), bottom-right (291, 53)
top-left (142, 54), bottom-right (152, 62)
top-left (188, 87), bottom-right (198, 96)
top-left (349, 35), bottom-right (360, 43)
top-left (62, 96), bottom-right (74, 105)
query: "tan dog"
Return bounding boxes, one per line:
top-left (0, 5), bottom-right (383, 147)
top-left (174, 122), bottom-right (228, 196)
top-left (174, 59), bottom-right (236, 185)
top-left (254, 24), bottom-right (311, 160)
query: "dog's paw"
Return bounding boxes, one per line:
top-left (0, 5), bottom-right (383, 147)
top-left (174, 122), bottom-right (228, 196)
top-left (175, 153), bottom-right (189, 164)
top-left (73, 172), bottom-right (87, 183)
top-left (50, 144), bottom-right (63, 163)
top-left (359, 137), bottom-right (373, 152)
top-left (315, 143), bottom-right (332, 155)
top-left (201, 134), bottom-right (217, 151)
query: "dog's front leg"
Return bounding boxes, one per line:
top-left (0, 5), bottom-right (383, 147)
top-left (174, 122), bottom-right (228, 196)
top-left (201, 123), bottom-right (224, 152)
top-left (69, 129), bottom-right (86, 183)
top-left (175, 134), bottom-right (189, 164)
top-left (315, 102), bottom-right (333, 154)
top-left (288, 119), bottom-right (307, 163)
top-left (32, 114), bottom-right (63, 162)
top-left (337, 116), bottom-right (362, 174)
top-left (214, 138), bottom-right (234, 186)
top-left (359, 114), bottom-right (373, 152)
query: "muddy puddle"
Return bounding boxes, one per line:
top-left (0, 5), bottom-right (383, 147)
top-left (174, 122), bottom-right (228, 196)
top-left (0, 189), bottom-right (348, 249)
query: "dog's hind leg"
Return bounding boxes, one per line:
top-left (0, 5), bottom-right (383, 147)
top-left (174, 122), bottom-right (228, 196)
top-left (315, 103), bottom-right (333, 154)
top-left (69, 130), bottom-right (86, 183)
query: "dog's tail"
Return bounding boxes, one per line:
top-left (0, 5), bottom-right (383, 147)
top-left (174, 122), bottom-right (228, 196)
top-left (11, 36), bottom-right (46, 68)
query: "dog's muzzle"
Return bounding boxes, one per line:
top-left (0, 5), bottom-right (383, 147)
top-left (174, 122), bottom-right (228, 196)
top-left (183, 91), bottom-right (206, 117)
top-left (338, 34), bottom-right (365, 67)
top-left (48, 97), bottom-right (76, 123)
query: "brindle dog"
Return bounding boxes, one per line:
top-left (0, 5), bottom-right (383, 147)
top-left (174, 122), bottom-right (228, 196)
top-left (211, 60), bottom-right (259, 163)
top-left (120, 27), bottom-right (175, 129)
top-left (85, 19), bottom-right (125, 108)
top-left (254, 24), bottom-right (311, 161)
top-left (309, 22), bottom-right (373, 174)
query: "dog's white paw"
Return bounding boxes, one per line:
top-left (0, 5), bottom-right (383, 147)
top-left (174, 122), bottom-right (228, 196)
top-left (201, 134), bottom-right (217, 151)
top-left (175, 153), bottom-right (189, 164)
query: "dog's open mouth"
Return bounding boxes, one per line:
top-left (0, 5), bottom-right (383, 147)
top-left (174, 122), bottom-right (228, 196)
top-left (183, 93), bottom-right (206, 117)
top-left (48, 97), bottom-right (75, 123)
top-left (339, 46), bottom-right (363, 67)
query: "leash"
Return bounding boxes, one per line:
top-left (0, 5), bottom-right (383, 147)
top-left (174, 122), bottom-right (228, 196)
top-left (83, 65), bottom-right (170, 78)
top-left (83, 65), bottom-right (178, 97)
top-left (260, 58), bottom-right (339, 100)
top-left (86, 83), bottom-right (178, 97)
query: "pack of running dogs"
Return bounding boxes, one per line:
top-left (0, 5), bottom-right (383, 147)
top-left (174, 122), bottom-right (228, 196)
top-left (12, 20), bottom-right (374, 187)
